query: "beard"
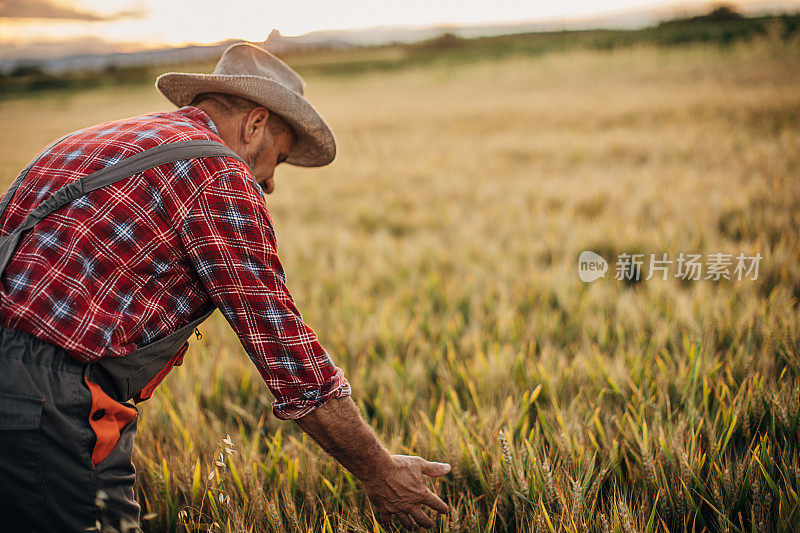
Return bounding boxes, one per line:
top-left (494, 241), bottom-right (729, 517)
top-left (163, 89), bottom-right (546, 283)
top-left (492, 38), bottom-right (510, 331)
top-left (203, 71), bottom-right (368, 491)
top-left (247, 145), bottom-right (263, 170)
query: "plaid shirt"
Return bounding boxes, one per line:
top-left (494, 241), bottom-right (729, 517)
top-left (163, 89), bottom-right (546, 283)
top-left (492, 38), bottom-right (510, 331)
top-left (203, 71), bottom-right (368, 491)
top-left (0, 106), bottom-right (350, 419)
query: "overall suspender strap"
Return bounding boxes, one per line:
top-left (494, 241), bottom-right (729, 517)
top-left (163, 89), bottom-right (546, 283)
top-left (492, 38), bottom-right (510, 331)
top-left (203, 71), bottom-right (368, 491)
top-left (0, 140), bottom-right (246, 276)
top-left (0, 138), bottom-right (246, 401)
top-left (0, 132), bottom-right (73, 220)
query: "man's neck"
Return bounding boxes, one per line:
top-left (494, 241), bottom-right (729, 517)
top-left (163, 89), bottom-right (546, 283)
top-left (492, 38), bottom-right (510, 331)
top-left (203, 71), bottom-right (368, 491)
top-left (192, 101), bottom-right (239, 151)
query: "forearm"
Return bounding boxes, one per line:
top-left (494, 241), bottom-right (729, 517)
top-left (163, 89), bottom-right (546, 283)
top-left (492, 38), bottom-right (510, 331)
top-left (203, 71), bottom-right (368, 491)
top-left (295, 396), bottom-right (392, 482)
top-left (296, 396), bottom-right (451, 530)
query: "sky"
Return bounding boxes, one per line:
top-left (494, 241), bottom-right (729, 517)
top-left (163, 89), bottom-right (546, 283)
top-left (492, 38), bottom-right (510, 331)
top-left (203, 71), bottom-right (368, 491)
top-left (1, 0), bottom-right (798, 49)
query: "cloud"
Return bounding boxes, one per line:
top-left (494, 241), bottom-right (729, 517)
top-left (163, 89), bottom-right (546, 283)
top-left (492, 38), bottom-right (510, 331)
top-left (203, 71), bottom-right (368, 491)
top-left (0, 0), bottom-right (147, 21)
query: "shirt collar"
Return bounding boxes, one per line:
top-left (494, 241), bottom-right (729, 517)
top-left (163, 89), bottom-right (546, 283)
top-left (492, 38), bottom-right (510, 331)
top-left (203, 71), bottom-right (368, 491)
top-left (174, 105), bottom-right (221, 136)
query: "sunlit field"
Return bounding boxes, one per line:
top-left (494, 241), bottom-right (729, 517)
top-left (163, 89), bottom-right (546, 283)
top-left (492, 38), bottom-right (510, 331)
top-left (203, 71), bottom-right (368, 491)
top-left (1, 33), bottom-right (799, 531)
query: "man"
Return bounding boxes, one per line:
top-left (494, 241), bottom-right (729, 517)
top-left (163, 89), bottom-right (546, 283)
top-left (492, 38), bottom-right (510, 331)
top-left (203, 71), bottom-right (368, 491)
top-left (0, 43), bottom-right (449, 531)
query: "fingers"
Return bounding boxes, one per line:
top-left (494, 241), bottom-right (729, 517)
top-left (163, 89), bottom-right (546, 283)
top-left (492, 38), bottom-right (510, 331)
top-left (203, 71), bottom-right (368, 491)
top-left (397, 514), bottom-right (416, 530)
top-left (369, 455), bottom-right (450, 530)
top-left (419, 459), bottom-right (451, 477)
top-left (423, 488), bottom-right (450, 515)
top-left (409, 507), bottom-right (435, 528)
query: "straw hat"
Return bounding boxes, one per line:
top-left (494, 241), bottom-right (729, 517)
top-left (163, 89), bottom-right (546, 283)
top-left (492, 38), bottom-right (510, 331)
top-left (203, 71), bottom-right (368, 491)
top-left (156, 42), bottom-right (335, 167)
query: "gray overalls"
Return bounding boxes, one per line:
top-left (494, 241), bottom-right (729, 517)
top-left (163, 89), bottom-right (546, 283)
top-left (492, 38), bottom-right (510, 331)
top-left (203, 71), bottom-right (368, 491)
top-left (0, 139), bottom-right (245, 532)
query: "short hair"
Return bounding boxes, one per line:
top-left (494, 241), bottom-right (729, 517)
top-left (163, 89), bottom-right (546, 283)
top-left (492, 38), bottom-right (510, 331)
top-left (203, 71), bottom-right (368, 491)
top-left (190, 92), bottom-right (295, 140)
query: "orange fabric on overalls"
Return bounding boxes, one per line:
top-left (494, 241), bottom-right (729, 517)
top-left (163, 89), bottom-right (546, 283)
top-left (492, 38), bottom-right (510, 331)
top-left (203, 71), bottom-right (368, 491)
top-left (84, 376), bottom-right (137, 466)
top-left (134, 341), bottom-right (189, 403)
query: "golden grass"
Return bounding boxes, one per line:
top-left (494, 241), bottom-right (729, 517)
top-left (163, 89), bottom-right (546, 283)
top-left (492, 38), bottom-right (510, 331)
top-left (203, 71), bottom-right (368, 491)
top-left (1, 37), bottom-right (799, 531)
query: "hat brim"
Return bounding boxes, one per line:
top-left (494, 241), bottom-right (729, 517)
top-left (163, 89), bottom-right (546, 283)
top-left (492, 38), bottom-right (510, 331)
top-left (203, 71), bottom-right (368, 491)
top-left (155, 73), bottom-right (336, 167)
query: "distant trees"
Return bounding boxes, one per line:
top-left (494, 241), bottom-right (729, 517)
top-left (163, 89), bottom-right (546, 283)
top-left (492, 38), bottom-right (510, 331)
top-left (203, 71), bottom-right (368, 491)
top-left (422, 33), bottom-right (463, 49)
top-left (695, 4), bottom-right (744, 23)
top-left (660, 3), bottom-right (744, 27)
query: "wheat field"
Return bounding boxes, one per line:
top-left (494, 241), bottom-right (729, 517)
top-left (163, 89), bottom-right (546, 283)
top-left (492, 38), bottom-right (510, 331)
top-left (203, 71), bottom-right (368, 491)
top-left (1, 34), bottom-right (799, 532)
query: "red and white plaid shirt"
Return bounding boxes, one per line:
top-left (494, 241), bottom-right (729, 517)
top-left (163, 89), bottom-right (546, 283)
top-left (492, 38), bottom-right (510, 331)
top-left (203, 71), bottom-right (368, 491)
top-left (0, 106), bottom-right (350, 419)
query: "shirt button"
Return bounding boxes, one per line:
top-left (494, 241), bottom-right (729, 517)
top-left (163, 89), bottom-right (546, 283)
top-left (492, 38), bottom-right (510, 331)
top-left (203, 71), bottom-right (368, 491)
top-left (92, 409), bottom-right (106, 421)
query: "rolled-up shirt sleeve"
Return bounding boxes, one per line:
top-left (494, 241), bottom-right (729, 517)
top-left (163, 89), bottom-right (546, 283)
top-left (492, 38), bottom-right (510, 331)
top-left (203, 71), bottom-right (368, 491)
top-left (179, 166), bottom-right (351, 419)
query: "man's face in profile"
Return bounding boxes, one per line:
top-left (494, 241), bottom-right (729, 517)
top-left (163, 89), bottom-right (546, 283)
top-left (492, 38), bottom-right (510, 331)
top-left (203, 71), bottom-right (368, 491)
top-left (247, 115), bottom-right (295, 195)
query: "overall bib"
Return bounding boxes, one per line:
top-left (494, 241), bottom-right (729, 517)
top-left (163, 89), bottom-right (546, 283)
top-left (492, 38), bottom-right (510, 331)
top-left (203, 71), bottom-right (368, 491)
top-left (0, 139), bottom-right (245, 532)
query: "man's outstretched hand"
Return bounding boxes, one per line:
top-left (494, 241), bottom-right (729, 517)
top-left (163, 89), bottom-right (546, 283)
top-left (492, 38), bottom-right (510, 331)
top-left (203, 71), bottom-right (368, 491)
top-left (363, 454), bottom-right (450, 529)
top-left (295, 397), bottom-right (450, 530)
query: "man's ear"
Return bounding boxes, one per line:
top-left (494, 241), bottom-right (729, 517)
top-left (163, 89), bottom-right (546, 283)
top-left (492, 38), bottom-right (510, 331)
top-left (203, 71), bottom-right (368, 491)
top-left (241, 107), bottom-right (270, 145)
